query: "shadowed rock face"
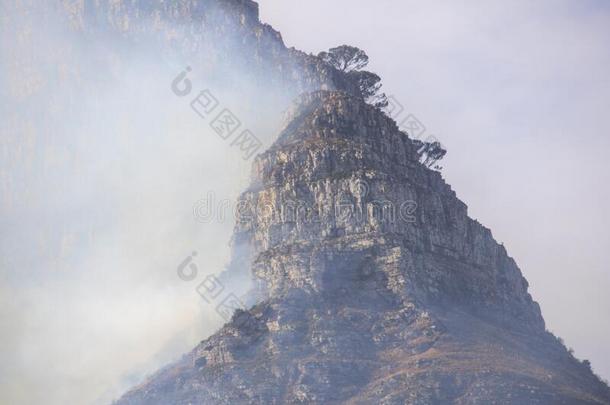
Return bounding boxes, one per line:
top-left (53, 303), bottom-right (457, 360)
top-left (116, 91), bottom-right (610, 404)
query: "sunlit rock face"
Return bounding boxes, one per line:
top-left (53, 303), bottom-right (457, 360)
top-left (116, 91), bottom-right (610, 404)
top-left (237, 91), bottom-right (544, 329)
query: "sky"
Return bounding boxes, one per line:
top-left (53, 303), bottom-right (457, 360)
top-left (257, 0), bottom-right (610, 381)
top-left (0, 1), bottom-right (609, 404)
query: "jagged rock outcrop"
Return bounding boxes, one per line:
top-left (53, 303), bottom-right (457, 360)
top-left (116, 91), bottom-right (610, 404)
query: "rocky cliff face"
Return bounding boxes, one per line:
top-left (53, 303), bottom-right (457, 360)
top-left (34, 1), bottom-right (607, 404)
top-left (116, 91), bottom-right (610, 404)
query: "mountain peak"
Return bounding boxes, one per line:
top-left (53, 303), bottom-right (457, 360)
top-left (101, 2), bottom-right (610, 404)
top-left (117, 89), bottom-right (610, 404)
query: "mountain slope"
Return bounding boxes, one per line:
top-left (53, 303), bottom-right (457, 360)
top-left (116, 91), bottom-right (610, 404)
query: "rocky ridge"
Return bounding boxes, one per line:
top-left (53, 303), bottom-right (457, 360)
top-left (116, 91), bottom-right (610, 404)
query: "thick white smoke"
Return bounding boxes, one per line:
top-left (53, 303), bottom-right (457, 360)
top-left (0, 2), bottom-right (296, 404)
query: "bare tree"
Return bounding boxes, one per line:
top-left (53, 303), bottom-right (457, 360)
top-left (318, 45), bottom-right (369, 72)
